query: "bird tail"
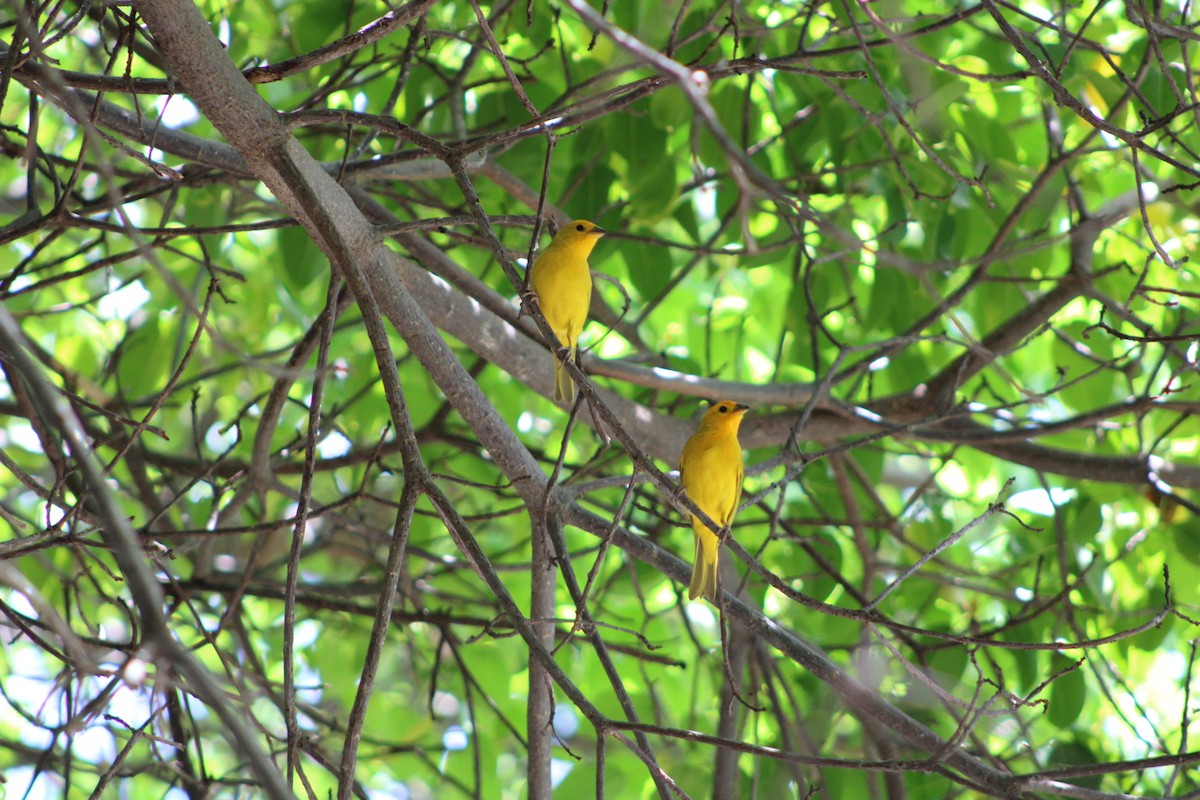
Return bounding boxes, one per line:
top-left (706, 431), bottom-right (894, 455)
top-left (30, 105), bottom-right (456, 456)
top-left (688, 520), bottom-right (719, 602)
top-left (553, 346), bottom-right (576, 405)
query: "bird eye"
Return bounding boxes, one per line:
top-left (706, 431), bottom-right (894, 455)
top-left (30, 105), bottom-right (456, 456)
top-left (718, 405), bottom-right (728, 413)
top-left (575, 223), bottom-right (585, 232)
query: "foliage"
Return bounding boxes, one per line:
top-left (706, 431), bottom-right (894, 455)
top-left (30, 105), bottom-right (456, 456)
top-left (1, 0), bottom-right (1199, 798)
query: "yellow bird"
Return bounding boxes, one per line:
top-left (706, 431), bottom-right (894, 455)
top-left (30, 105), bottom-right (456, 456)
top-left (680, 401), bottom-right (750, 602)
top-left (527, 219), bottom-right (606, 405)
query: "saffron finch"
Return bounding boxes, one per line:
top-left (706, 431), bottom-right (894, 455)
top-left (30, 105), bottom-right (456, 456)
top-left (527, 219), bottom-right (606, 404)
top-left (680, 401), bottom-right (750, 602)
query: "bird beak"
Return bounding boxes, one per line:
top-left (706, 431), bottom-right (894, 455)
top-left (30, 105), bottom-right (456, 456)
top-left (735, 403), bottom-right (750, 412)
top-left (592, 226), bottom-right (607, 236)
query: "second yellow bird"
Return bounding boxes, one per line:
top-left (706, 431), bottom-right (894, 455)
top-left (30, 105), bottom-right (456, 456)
top-left (680, 401), bottom-right (750, 602)
top-left (527, 219), bottom-right (606, 405)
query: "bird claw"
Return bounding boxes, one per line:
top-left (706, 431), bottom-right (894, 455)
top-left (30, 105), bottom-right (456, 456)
top-left (670, 484), bottom-right (690, 518)
top-left (517, 287), bottom-right (539, 319)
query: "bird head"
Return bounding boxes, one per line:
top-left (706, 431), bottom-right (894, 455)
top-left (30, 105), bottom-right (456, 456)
top-left (549, 219), bottom-right (606, 255)
top-left (697, 400), bottom-right (750, 433)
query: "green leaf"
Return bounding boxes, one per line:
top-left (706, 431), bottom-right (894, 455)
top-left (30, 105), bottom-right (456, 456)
top-left (1055, 321), bottom-right (1117, 411)
top-left (1046, 657), bottom-right (1087, 730)
top-left (1123, 612), bottom-right (1173, 654)
top-left (621, 236), bottom-right (670, 300)
top-left (650, 85), bottom-right (690, 130)
top-left (627, 155), bottom-right (679, 224)
top-left (934, 210), bottom-right (962, 261)
top-left (566, 163), bottom-right (617, 221)
top-left (1006, 621), bottom-right (1044, 694)
top-left (116, 315), bottom-right (172, 398)
top-left (1067, 495), bottom-right (1104, 552)
top-left (1171, 516), bottom-right (1200, 567)
top-left (823, 768), bottom-right (872, 799)
top-left (290, 0), bottom-right (349, 55)
top-left (1047, 740), bottom-right (1103, 789)
top-left (867, 267), bottom-right (915, 333)
top-left (697, 82), bottom-right (757, 167)
top-left (277, 226), bottom-right (328, 304)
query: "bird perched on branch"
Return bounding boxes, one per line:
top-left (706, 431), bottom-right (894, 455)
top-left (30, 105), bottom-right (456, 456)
top-left (527, 219), bottom-right (606, 405)
top-left (679, 401), bottom-right (750, 602)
